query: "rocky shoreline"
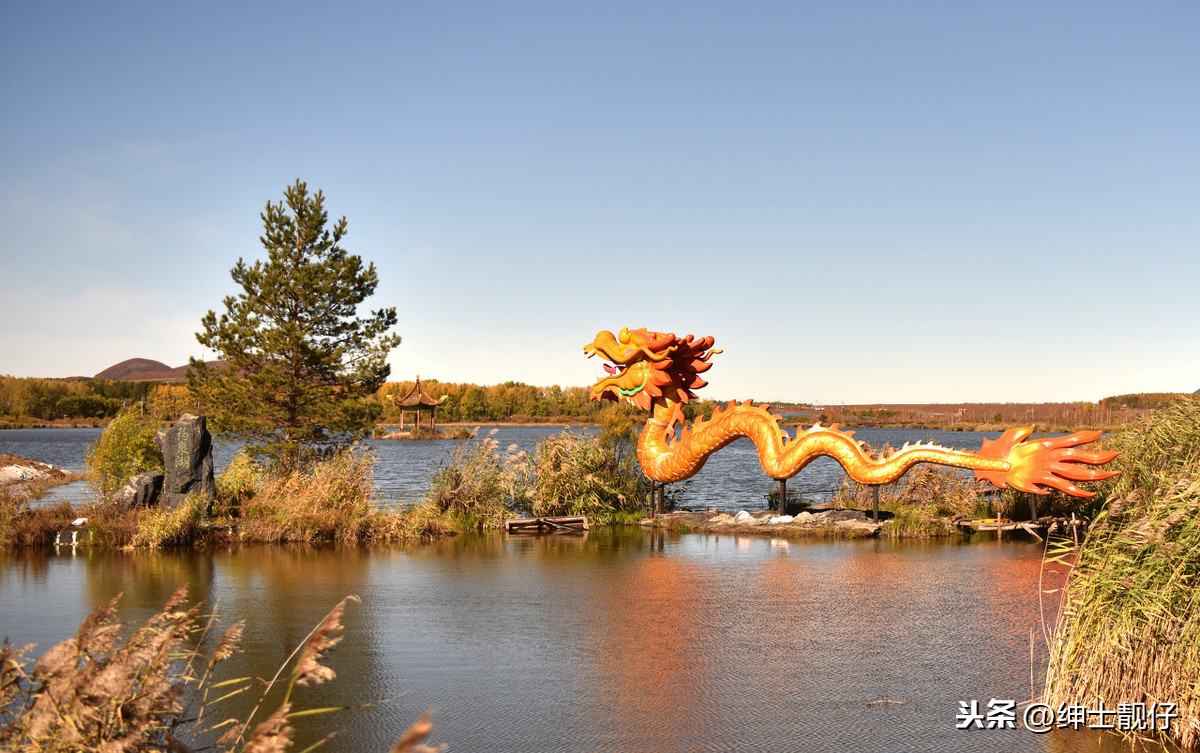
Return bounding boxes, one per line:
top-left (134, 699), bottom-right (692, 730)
top-left (642, 508), bottom-right (884, 538)
top-left (0, 454), bottom-right (82, 487)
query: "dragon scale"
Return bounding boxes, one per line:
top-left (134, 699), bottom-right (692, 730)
top-left (586, 328), bottom-right (1119, 497)
top-left (640, 400), bottom-right (1011, 485)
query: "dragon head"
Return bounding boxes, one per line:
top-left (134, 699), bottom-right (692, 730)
top-left (584, 328), bottom-right (719, 411)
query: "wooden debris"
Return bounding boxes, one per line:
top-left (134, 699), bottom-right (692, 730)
top-left (504, 516), bottom-right (589, 534)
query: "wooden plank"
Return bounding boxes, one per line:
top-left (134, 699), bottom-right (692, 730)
top-left (505, 516), bottom-right (589, 533)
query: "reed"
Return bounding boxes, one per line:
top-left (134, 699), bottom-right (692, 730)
top-left (424, 435), bottom-right (521, 530)
top-left (368, 501), bottom-right (458, 541)
top-left (0, 485), bottom-right (75, 548)
top-left (131, 493), bottom-right (207, 549)
top-left (528, 430), bottom-right (646, 524)
top-left (1042, 397), bottom-right (1200, 749)
top-left (238, 447), bottom-right (376, 544)
top-left (0, 587), bottom-right (443, 752)
top-left (831, 464), bottom-right (992, 537)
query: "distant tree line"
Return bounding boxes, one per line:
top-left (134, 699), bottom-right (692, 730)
top-left (378, 380), bottom-right (596, 423)
top-left (0, 376), bottom-right (153, 421)
top-left (376, 379), bottom-right (721, 425)
top-left (9, 370), bottom-right (1189, 430)
top-left (1099, 393), bottom-right (1187, 410)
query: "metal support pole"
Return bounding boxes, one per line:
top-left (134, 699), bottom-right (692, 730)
top-left (1029, 493), bottom-right (1038, 523)
top-left (778, 478), bottom-right (787, 516)
top-left (657, 484), bottom-right (665, 515)
top-left (872, 485), bottom-right (879, 523)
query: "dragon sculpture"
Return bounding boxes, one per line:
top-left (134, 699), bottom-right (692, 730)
top-left (585, 328), bottom-right (1119, 498)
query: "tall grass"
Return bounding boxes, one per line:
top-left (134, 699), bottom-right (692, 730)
top-left (832, 464), bottom-right (993, 537)
top-left (528, 430), bottom-right (647, 524)
top-left (0, 485), bottom-right (74, 548)
top-left (0, 588), bottom-right (442, 751)
top-left (422, 407), bottom-right (649, 529)
top-left (131, 494), bottom-right (207, 549)
top-left (1042, 397), bottom-right (1200, 749)
top-left (424, 435), bottom-right (523, 530)
top-left (238, 447), bottom-right (376, 544)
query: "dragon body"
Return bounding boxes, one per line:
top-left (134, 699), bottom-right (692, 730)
top-left (585, 328), bottom-right (1118, 497)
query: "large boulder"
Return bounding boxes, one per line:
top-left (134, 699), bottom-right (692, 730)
top-left (109, 472), bottom-right (164, 510)
top-left (154, 414), bottom-right (215, 510)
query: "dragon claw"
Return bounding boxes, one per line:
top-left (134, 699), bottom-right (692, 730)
top-left (977, 426), bottom-right (1120, 497)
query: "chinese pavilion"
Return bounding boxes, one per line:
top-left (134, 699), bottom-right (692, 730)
top-left (387, 376), bottom-right (447, 430)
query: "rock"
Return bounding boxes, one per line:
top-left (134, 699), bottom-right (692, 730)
top-left (794, 511), bottom-right (814, 523)
top-left (154, 414), bottom-right (215, 511)
top-left (707, 513), bottom-right (735, 524)
top-left (836, 519), bottom-right (881, 533)
top-left (0, 466), bottom-right (49, 484)
top-left (768, 515), bottom-right (794, 524)
top-left (109, 472), bottom-right (164, 509)
top-left (0, 455), bottom-right (70, 485)
top-left (732, 510), bottom-right (754, 522)
top-left (814, 509), bottom-right (868, 524)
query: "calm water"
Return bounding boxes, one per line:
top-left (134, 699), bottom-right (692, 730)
top-left (0, 531), bottom-right (1125, 752)
top-left (1, 425), bottom-right (1128, 751)
top-left (1, 424), bottom-right (1006, 511)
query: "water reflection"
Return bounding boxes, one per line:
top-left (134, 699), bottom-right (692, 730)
top-left (0, 532), bottom-right (1147, 752)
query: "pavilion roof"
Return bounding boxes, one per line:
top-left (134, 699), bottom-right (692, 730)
top-left (392, 376), bottom-right (445, 407)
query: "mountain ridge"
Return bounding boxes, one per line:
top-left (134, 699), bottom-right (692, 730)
top-left (92, 358), bottom-right (217, 383)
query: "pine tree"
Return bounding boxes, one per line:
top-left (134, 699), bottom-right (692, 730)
top-left (189, 180), bottom-right (401, 469)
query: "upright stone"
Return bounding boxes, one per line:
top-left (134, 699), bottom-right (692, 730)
top-left (154, 413), bottom-right (215, 510)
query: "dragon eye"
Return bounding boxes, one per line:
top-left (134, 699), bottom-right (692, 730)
top-left (618, 327), bottom-right (630, 344)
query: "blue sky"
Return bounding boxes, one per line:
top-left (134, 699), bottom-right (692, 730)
top-left (2, 2), bottom-right (1197, 403)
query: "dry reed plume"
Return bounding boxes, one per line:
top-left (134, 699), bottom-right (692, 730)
top-left (1, 588), bottom-right (444, 752)
top-left (1043, 398), bottom-right (1200, 749)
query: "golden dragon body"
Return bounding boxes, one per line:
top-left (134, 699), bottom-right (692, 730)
top-left (585, 328), bottom-right (1118, 497)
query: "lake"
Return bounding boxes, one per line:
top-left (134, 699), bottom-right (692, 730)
top-left (0, 531), bottom-right (1127, 752)
top-left (0, 425), bottom-right (1127, 751)
top-left (2, 424), bottom-right (1009, 511)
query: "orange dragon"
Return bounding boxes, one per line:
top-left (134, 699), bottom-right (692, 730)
top-left (585, 328), bottom-right (1119, 497)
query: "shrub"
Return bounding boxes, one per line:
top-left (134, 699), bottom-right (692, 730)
top-left (832, 463), bottom-right (992, 536)
top-left (239, 446), bottom-right (375, 544)
top-left (132, 494), bottom-right (206, 548)
top-left (214, 449), bottom-right (265, 518)
top-left (528, 427), bottom-right (648, 524)
top-left (425, 436), bottom-right (523, 529)
top-left (0, 486), bottom-right (74, 548)
top-left (84, 408), bottom-right (163, 498)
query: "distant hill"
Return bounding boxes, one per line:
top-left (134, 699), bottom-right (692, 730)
top-left (93, 358), bottom-right (222, 383)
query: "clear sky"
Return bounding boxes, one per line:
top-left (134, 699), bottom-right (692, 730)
top-left (2, 2), bottom-right (1197, 404)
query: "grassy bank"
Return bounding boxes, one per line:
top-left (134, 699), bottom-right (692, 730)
top-left (0, 405), bottom-right (650, 549)
top-left (1042, 397), bottom-right (1200, 749)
